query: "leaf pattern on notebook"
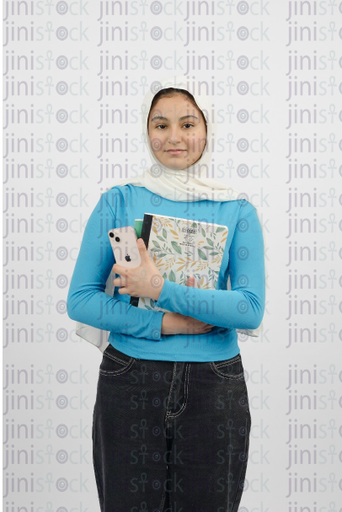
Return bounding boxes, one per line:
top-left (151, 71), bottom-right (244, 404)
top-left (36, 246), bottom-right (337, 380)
top-left (138, 214), bottom-right (228, 313)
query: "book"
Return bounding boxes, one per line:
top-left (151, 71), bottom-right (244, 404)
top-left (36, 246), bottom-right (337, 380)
top-left (130, 213), bottom-right (229, 313)
top-left (134, 219), bottom-right (143, 238)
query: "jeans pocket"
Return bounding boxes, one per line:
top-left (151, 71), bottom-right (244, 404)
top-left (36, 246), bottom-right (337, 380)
top-left (209, 354), bottom-right (251, 417)
top-left (99, 343), bottom-right (135, 377)
top-left (209, 353), bottom-right (244, 381)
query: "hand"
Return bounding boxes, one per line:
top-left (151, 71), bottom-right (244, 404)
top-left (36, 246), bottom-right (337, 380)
top-left (162, 312), bottom-right (214, 335)
top-left (112, 238), bottom-right (165, 301)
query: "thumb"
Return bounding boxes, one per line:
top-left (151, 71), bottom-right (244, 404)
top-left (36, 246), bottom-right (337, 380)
top-left (186, 276), bottom-right (195, 287)
top-left (137, 238), bottom-right (146, 251)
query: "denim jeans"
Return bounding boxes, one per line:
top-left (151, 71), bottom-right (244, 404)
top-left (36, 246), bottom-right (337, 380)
top-left (92, 343), bottom-right (252, 512)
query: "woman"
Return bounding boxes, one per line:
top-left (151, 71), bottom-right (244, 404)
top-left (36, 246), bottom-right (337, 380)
top-left (67, 75), bottom-right (266, 512)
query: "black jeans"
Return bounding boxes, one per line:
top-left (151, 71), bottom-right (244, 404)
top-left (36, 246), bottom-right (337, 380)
top-left (92, 343), bottom-right (252, 512)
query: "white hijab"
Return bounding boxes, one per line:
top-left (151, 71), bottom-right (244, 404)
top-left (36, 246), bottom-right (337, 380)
top-left (76, 75), bottom-right (267, 351)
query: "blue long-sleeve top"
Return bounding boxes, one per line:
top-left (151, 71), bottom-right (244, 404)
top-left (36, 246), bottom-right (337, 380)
top-left (67, 184), bottom-right (265, 362)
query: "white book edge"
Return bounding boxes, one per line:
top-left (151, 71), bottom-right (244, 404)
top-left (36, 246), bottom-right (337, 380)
top-left (143, 213), bottom-right (228, 231)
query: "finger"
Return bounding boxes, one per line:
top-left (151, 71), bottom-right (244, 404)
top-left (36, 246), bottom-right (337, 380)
top-left (112, 263), bottom-right (128, 275)
top-left (113, 277), bottom-right (126, 288)
top-left (136, 238), bottom-right (148, 263)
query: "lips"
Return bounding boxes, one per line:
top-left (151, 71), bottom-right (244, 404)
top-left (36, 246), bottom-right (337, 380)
top-left (166, 149), bottom-right (186, 154)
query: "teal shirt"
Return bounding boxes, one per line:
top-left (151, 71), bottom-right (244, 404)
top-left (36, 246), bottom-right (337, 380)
top-left (67, 184), bottom-right (265, 362)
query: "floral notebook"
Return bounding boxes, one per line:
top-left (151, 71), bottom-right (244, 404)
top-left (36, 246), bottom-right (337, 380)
top-left (130, 213), bottom-right (229, 312)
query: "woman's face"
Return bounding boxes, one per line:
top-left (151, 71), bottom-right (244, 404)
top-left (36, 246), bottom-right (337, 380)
top-left (148, 94), bottom-right (207, 170)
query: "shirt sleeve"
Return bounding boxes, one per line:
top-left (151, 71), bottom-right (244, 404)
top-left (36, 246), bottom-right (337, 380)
top-left (154, 203), bottom-right (265, 330)
top-left (67, 192), bottom-right (165, 340)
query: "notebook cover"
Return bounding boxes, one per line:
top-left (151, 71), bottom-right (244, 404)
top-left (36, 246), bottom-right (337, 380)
top-left (130, 213), bottom-right (228, 312)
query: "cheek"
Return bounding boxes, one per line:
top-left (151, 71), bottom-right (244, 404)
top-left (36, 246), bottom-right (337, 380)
top-left (190, 136), bottom-right (205, 153)
top-left (150, 137), bottom-right (164, 152)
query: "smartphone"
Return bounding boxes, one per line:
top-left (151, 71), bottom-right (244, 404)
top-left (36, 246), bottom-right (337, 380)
top-left (107, 226), bottom-right (142, 269)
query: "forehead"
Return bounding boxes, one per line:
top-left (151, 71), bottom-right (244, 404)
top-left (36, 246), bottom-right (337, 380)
top-left (150, 95), bottom-right (200, 122)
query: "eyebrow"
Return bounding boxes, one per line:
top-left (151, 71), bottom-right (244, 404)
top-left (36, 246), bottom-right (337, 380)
top-left (150, 114), bottom-right (198, 123)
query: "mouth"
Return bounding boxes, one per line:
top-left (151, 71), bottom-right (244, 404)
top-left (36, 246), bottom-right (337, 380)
top-left (166, 149), bottom-right (186, 155)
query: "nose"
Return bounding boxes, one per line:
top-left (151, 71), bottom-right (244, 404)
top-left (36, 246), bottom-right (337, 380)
top-left (167, 127), bottom-right (182, 143)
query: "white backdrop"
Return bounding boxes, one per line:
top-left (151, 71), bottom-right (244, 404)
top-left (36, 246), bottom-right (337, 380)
top-left (2, 1), bottom-right (342, 511)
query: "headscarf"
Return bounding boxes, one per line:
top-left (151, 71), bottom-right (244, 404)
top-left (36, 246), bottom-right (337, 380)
top-left (76, 75), bottom-right (267, 350)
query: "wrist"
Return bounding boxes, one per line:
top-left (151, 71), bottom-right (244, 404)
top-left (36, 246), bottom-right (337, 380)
top-left (161, 312), bottom-right (168, 335)
top-left (153, 277), bottom-right (165, 302)
top-left (161, 312), bottom-right (178, 335)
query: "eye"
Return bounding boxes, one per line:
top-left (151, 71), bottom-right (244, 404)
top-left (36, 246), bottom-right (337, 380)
top-left (155, 123), bottom-right (194, 130)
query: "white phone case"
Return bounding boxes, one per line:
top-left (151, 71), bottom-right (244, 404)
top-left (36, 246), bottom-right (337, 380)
top-left (108, 226), bottom-right (142, 269)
